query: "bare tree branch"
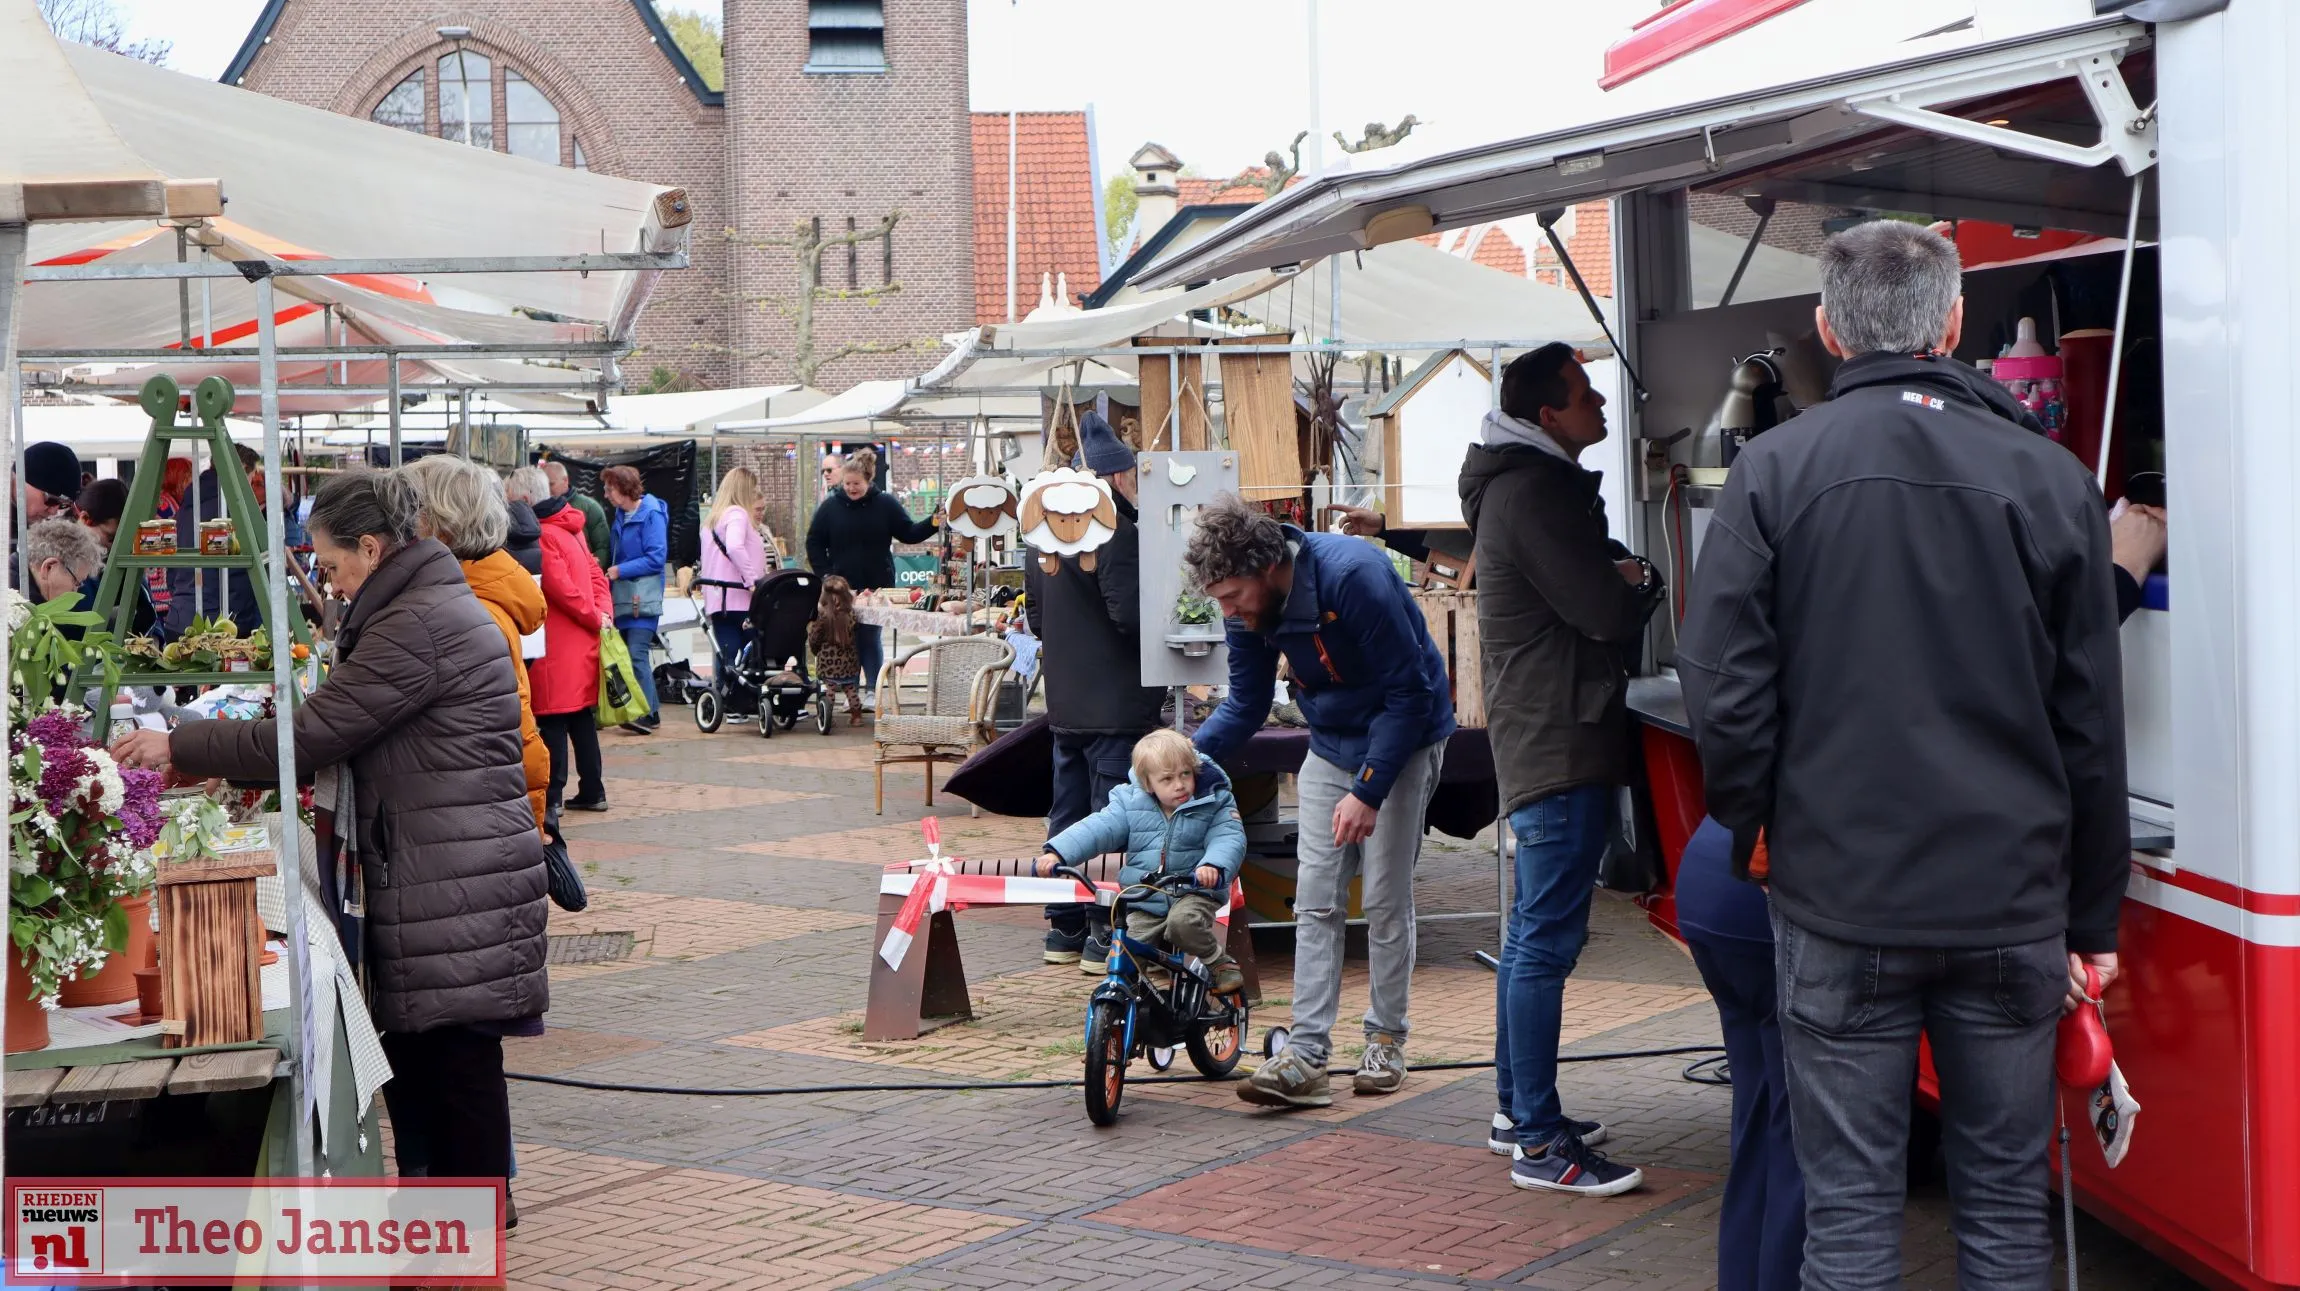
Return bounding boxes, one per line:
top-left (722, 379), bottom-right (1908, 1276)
top-left (37, 0), bottom-right (171, 64)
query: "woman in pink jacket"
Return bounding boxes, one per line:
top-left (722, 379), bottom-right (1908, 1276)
top-left (698, 467), bottom-right (774, 667)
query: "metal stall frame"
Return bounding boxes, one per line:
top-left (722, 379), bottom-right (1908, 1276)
top-left (9, 245), bottom-right (684, 1176)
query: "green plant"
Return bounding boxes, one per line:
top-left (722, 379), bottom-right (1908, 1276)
top-left (1174, 592), bottom-right (1218, 626)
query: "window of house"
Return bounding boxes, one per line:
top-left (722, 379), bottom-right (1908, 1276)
top-left (369, 48), bottom-right (587, 169)
top-left (505, 69), bottom-right (561, 164)
top-left (437, 50), bottom-right (494, 149)
top-left (806, 1), bottom-right (886, 73)
top-left (371, 68), bottom-right (424, 133)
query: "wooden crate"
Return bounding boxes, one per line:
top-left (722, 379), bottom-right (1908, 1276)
top-left (1413, 589), bottom-right (1485, 729)
top-left (157, 845), bottom-right (274, 1050)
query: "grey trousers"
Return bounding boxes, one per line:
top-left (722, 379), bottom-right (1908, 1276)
top-left (1124, 892), bottom-right (1229, 965)
top-left (1284, 743), bottom-right (1447, 1066)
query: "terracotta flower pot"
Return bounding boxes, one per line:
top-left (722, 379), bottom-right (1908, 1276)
top-left (58, 892), bottom-right (155, 1008)
top-left (133, 967), bottom-right (164, 1023)
top-left (6, 944), bottom-right (50, 1055)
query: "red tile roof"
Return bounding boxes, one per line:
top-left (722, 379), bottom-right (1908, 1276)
top-left (1415, 226), bottom-right (1528, 276)
top-left (1530, 201), bottom-right (1614, 297)
top-left (972, 112), bottom-right (1104, 324)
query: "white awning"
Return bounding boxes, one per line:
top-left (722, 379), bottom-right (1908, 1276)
top-left (599, 386), bottom-right (826, 434)
top-left (1138, 18), bottom-right (2151, 287)
top-left (0, 0), bottom-right (170, 225)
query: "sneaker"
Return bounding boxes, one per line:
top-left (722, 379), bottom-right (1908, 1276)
top-left (1488, 1113), bottom-right (1609, 1155)
top-left (1511, 1133), bottom-right (1644, 1197)
top-left (620, 722), bottom-right (655, 736)
top-left (1236, 1047), bottom-right (1332, 1109)
top-left (1353, 1033), bottom-right (1408, 1096)
top-left (1080, 932), bottom-right (1110, 975)
top-left (1209, 960), bottom-right (1247, 996)
top-left (565, 797), bottom-right (610, 814)
top-left (1042, 926), bottom-right (1085, 964)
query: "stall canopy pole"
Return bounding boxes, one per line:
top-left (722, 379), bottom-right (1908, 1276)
top-left (255, 278), bottom-right (319, 1177)
top-left (2097, 175), bottom-right (2146, 493)
top-left (0, 223), bottom-right (21, 1190)
top-left (387, 355), bottom-right (402, 468)
top-left (175, 228), bottom-right (191, 348)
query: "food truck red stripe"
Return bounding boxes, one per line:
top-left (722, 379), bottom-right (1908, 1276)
top-left (2136, 863), bottom-right (2300, 917)
top-left (1600, 0), bottom-right (1815, 90)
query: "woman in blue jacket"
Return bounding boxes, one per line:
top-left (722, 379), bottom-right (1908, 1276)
top-left (602, 464), bottom-right (668, 733)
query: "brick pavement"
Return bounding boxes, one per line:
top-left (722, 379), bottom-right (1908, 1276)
top-left (445, 717), bottom-right (2199, 1290)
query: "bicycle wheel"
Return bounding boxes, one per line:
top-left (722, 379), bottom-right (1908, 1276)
top-left (1188, 995), bottom-right (1247, 1078)
top-left (694, 689), bottom-right (724, 733)
top-left (1083, 998), bottom-right (1129, 1127)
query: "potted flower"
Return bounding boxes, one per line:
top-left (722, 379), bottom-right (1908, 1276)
top-left (6, 591), bottom-right (165, 1049)
top-left (1164, 591), bottom-right (1226, 658)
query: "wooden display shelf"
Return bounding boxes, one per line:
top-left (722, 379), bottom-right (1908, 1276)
top-left (5, 1049), bottom-right (280, 1108)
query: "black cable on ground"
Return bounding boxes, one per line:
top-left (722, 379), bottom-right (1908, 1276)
top-left (505, 1043), bottom-right (1729, 1097)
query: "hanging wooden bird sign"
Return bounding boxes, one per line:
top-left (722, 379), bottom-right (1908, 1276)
top-left (1018, 468), bottom-right (1120, 575)
top-left (944, 475), bottom-right (1019, 558)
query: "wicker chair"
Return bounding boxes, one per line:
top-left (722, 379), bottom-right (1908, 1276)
top-left (873, 636), bottom-right (1014, 813)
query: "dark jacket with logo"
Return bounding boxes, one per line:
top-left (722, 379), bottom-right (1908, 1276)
top-left (805, 488), bottom-right (938, 592)
top-left (1023, 494), bottom-right (1164, 736)
top-left (1460, 444), bottom-right (1663, 816)
top-left (1678, 353), bottom-right (2128, 954)
top-left (1194, 528), bottom-right (1455, 807)
top-left (170, 540), bottom-right (549, 1033)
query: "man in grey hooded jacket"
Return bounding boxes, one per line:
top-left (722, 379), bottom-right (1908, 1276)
top-left (1461, 343), bottom-right (1663, 1198)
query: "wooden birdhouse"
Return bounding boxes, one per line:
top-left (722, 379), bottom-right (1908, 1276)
top-left (1369, 349), bottom-right (1494, 530)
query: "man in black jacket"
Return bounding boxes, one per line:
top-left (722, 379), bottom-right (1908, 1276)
top-left (1458, 344), bottom-right (1663, 1198)
top-left (1023, 412), bottom-right (1163, 969)
top-left (1679, 220), bottom-right (2127, 1289)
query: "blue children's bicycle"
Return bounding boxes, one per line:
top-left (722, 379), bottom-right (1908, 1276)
top-left (1050, 864), bottom-right (1250, 1126)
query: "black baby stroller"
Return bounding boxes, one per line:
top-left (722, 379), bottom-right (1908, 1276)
top-left (693, 568), bottom-right (836, 737)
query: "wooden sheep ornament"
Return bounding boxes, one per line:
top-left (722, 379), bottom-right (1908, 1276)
top-left (943, 475), bottom-right (1020, 558)
top-left (1018, 468), bottom-right (1120, 575)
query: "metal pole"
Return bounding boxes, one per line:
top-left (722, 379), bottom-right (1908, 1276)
top-left (1717, 199), bottom-right (1777, 310)
top-left (175, 228), bottom-right (191, 348)
top-left (2097, 176), bottom-right (2146, 493)
top-left (1006, 106), bottom-right (1019, 323)
top-left (11, 363), bottom-right (26, 596)
top-left (255, 276), bottom-right (318, 1176)
top-left (387, 354), bottom-right (402, 467)
top-left (0, 227), bottom-right (22, 1193)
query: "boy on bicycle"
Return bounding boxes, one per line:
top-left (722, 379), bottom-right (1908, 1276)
top-left (1035, 729), bottom-right (1249, 995)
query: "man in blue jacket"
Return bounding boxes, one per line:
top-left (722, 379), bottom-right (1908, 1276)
top-left (1188, 496), bottom-right (1454, 1108)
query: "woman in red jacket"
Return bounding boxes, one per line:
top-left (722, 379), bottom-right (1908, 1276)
top-left (529, 488), bottom-right (612, 819)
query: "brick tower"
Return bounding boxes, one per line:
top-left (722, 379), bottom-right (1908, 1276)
top-left (720, 0), bottom-right (976, 387)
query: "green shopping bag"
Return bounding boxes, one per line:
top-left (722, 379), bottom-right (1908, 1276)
top-left (596, 626), bottom-right (653, 728)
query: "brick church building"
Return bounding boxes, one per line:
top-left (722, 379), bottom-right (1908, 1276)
top-left (222, 0), bottom-right (992, 390)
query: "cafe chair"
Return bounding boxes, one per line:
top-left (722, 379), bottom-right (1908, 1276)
top-left (874, 636), bottom-right (1014, 814)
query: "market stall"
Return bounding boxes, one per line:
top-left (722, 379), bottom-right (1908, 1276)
top-left (2, 0), bottom-right (690, 1231)
top-left (1129, 3), bottom-right (2300, 1286)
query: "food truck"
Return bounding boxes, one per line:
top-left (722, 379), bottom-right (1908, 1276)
top-left (1135, 0), bottom-right (2296, 1284)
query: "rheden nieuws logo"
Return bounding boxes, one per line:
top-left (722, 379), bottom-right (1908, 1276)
top-left (14, 1187), bottom-right (102, 1275)
top-left (6, 1178), bottom-right (504, 1285)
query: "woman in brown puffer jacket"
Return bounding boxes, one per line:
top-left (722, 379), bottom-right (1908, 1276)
top-left (112, 470), bottom-right (546, 1189)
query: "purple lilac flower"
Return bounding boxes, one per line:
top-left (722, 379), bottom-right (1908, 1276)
top-left (36, 742), bottom-right (92, 818)
top-left (117, 767), bottom-right (164, 849)
top-left (24, 710), bottom-right (82, 749)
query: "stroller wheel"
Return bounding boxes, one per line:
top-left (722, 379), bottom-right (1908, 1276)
top-left (759, 700), bottom-right (775, 738)
top-left (695, 689), bottom-right (724, 733)
top-left (815, 690), bottom-right (834, 735)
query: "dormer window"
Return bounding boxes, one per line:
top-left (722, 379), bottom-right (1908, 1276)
top-left (806, 1), bottom-right (886, 73)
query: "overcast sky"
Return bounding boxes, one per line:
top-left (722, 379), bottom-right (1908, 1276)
top-left (107, 0), bottom-right (1658, 184)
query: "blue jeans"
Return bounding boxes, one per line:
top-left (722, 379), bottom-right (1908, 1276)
top-left (622, 625), bottom-right (660, 719)
top-left (856, 622), bottom-right (884, 693)
top-left (1495, 783), bottom-right (1611, 1147)
top-left (1043, 730), bottom-right (1138, 936)
top-left (1774, 911), bottom-right (2065, 1291)
top-left (1687, 934), bottom-right (1804, 1291)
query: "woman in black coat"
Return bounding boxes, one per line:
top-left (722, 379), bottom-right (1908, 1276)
top-left (803, 450), bottom-right (939, 700)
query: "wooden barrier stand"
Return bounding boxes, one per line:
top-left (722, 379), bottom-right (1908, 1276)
top-left (865, 854), bottom-right (1262, 1043)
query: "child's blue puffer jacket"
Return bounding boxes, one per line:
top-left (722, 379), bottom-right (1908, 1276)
top-left (1045, 753), bottom-right (1247, 918)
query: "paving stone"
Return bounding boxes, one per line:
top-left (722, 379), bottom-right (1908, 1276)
top-left (1088, 1129), bottom-right (1713, 1281)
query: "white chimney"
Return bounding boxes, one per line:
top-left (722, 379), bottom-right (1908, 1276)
top-left (1129, 142), bottom-right (1184, 246)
